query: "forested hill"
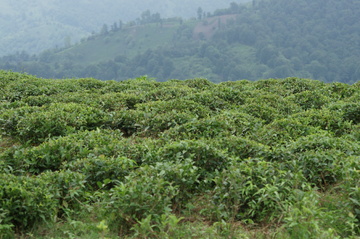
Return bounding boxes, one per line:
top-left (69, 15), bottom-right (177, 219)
top-left (0, 0), bottom-right (248, 56)
top-left (1, 0), bottom-right (360, 83)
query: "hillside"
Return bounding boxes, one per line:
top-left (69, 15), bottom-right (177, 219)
top-left (0, 71), bottom-right (359, 238)
top-left (1, 0), bottom-right (359, 83)
top-left (0, 0), bottom-right (249, 56)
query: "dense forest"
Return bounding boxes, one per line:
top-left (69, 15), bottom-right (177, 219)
top-left (0, 0), bottom-right (248, 56)
top-left (1, 0), bottom-right (359, 83)
top-left (0, 71), bottom-right (359, 238)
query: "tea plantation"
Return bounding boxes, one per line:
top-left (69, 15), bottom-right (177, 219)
top-left (0, 70), bottom-right (359, 238)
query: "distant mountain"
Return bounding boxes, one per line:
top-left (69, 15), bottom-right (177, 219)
top-left (1, 0), bottom-right (359, 83)
top-left (0, 0), bottom-right (250, 56)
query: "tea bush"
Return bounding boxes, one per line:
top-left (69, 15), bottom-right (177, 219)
top-left (215, 136), bottom-right (270, 160)
top-left (0, 173), bottom-right (57, 231)
top-left (40, 170), bottom-right (87, 217)
top-left (163, 111), bottom-right (264, 140)
top-left (286, 90), bottom-right (331, 110)
top-left (105, 166), bottom-right (179, 233)
top-left (3, 78), bottom-right (59, 102)
top-left (237, 102), bottom-right (280, 123)
top-left (158, 139), bottom-right (229, 179)
top-left (64, 155), bottom-right (136, 190)
top-left (278, 77), bottom-right (325, 95)
top-left (286, 133), bottom-right (360, 188)
top-left (144, 85), bottom-right (194, 101)
top-left (212, 159), bottom-right (304, 222)
top-left (0, 129), bottom-right (125, 173)
top-left (0, 105), bottom-right (41, 139)
top-left (1, 72), bottom-right (360, 237)
top-left (183, 78), bottom-right (214, 90)
top-left (1, 103), bottom-right (110, 144)
top-left (143, 159), bottom-right (200, 208)
top-left (254, 117), bottom-right (321, 146)
top-left (162, 117), bottom-right (235, 140)
top-left (292, 108), bottom-right (353, 136)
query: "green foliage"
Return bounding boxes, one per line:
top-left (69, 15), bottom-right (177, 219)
top-left (292, 108), bottom-right (353, 136)
top-left (286, 90), bottom-right (332, 110)
top-left (142, 159), bottom-right (200, 208)
top-left (212, 159), bottom-right (304, 222)
top-left (1, 72), bottom-right (360, 237)
top-left (131, 214), bottom-right (184, 239)
top-left (64, 155), bottom-right (136, 190)
top-left (158, 140), bottom-right (229, 179)
top-left (254, 117), bottom-right (321, 146)
top-left (163, 110), bottom-right (263, 141)
top-left (3, 1), bottom-right (360, 83)
top-left (285, 133), bottom-right (360, 188)
top-left (0, 103), bottom-right (110, 144)
top-left (39, 170), bottom-right (87, 217)
top-left (105, 166), bottom-right (179, 233)
top-left (0, 173), bottom-right (57, 231)
top-left (215, 136), bottom-right (270, 160)
top-left (284, 190), bottom-right (340, 239)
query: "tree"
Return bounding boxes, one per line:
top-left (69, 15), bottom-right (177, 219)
top-left (64, 36), bottom-right (71, 48)
top-left (197, 7), bottom-right (203, 20)
top-left (111, 22), bottom-right (118, 31)
top-left (230, 2), bottom-right (239, 13)
top-left (141, 10), bottom-right (151, 24)
top-left (100, 24), bottom-right (109, 35)
top-left (119, 20), bottom-right (123, 30)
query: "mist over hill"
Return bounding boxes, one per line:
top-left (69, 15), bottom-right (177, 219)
top-left (1, 0), bottom-right (359, 83)
top-left (0, 0), bottom-right (249, 56)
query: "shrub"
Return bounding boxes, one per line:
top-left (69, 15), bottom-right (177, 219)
top-left (184, 91), bottom-right (231, 111)
top-left (158, 139), bottom-right (229, 179)
top-left (145, 159), bottom-right (200, 208)
top-left (342, 103), bottom-right (360, 124)
top-left (39, 170), bottom-right (87, 217)
top-left (22, 95), bottom-right (53, 106)
top-left (183, 78), bottom-right (214, 90)
top-left (215, 136), bottom-right (270, 159)
top-left (285, 90), bottom-right (331, 110)
top-left (278, 77), bottom-right (325, 95)
top-left (162, 117), bottom-right (234, 140)
top-left (162, 111), bottom-right (264, 140)
top-left (284, 189), bottom-right (340, 239)
top-left (0, 173), bottom-right (57, 231)
top-left (237, 102), bottom-right (280, 123)
top-left (286, 133), bottom-right (360, 188)
top-left (135, 99), bottom-right (210, 118)
top-left (64, 155), bottom-right (136, 190)
top-left (254, 117), bottom-right (321, 146)
top-left (241, 89), bottom-right (302, 116)
top-left (0, 130), bottom-right (125, 173)
top-left (326, 82), bottom-right (356, 100)
top-left (288, 133), bottom-right (360, 154)
top-left (1, 103), bottom-right (110, 144)
top-left (144, 85), bottom-right (193, 101)
top-left (111, 99), bottom-right (207, 136)
top-left (16, 103), bottom-right (110, 143)
top-left (328, 101), bottom-right (360, 125)
top-left (0, 105), bottom-right (41, 138)
top-left (292, 108), bottom-right (353, 136)
top-left (212, 159), bottom-right (304, 222)
top-left (3, 78), bottom-right (59, 102)
top-left (105, 166), bottom-right (179, 233)
top-left (292, 149), bottom-right (347, 188)
top-left (212, 85), bottom-right (246, 105)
